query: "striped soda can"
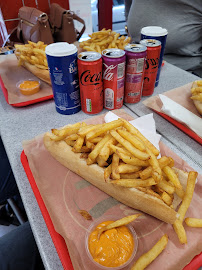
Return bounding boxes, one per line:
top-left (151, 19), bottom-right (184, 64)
top-left (102, 49), bottom-right (126, 110)
top-left (124, 44), bottom-right (147, 103)
top-left (140, 39), bottom-right (161, 96)
top-left (77, 51), bottom-right (103, 114)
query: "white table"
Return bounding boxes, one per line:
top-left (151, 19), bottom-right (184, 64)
top-left (0, 61), bottom-right (201, 269)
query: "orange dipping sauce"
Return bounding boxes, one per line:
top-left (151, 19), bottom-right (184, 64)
top-left (19, 80), bottom-right (40, 95)
top-left (88, 220), bottom-right (134, 268)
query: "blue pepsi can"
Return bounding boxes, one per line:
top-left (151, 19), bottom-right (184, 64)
top-left (45, 42), bottom-right (81, 115)
top-left (141, 26), bottom-right (168, 87)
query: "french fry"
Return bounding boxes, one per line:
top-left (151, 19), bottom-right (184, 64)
top-left (90, 137), bottom-right (103, 143)
top-left (64, 134), bottom-right (78, 142)
top-left (173, 219), bottom-right (187, 244)
top-left (120, 172), bottom-right (141, 179)
top-left (97, 155), bottom-right (108, 167)
top-left (117, 129), bottom-right (146, 151)
top-left (97, 214), bottom-right (141, 239)
top-left (116, 164), bottom-right (142, 174)
top-left (112, 154), bottom-right (120, 180)
top-left (116, 150), bottom-right (150, 167)
top-left (73, 136), bottom-right (85, 152)
top-left (137, 187), bottom-right (162, 200)
top-left (50, 123), bottom-right (81, 141)
top-left (146, 147), bottom-right (162, 183)
top-left (78, 124), bottom-right (101, 137)
top-left (109, 144), bottom-right (131, 155)
top-left (104, 164), bottom-right (112, 182)
top-left (161, 192), bottom-right (173, 206)
top-left (86, 119), bottom-right (123, 140)
top-left (131, 234), bottom-right (168, 270)
top-left (87, 134), bottom-right (112, 164)
top-left (110, 130), bottom-right (150, 161)
top-left (156, 178), bottom-right (175, 194)
top-left (163, 166), bottom-right (183, 190)
top-left (111, 178), bottom-right (156, 188)
top-left (86, 141), bottom-right (95, 150)
top-left (99, 137), bottom-right (116, 161)
top-left (177, 171), bottom-right (197, 222)
top-left (122, 119), bottom-right (160, 156)
top-left (185, 218), bottom-right (202, 227)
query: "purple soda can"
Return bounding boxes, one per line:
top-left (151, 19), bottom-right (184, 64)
top-left (102, 49), bottom-right (126, 110)
top-left (124, 44), bottom-right (147, 103)
top-left (141, 26), bottom-right (168, 87)
top-left (45, 42), bottom-right (81, 115)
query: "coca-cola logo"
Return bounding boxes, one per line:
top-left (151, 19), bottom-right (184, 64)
top-left (80, 70), bottom-right (102, 86)
top-left (103, 64), bottom-right (116, 81)
top-left (145, 58), bottom-right (159, 70)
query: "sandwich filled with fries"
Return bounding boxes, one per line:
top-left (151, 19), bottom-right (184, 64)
top-left (43, 117), bottom-right (197, 225)
top-left (15, 41), bottom-right (51, 85)
top-left (191, 80), bottom-right (202, 115)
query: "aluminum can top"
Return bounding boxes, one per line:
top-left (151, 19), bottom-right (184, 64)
top-left (102, 48), bottom-right (125, 58)
top-left (124, 44), bottom-right (147, 53)
top-left (78, 51), bottom-right (101, 62)
top-left (140, 39), bottom-right (161, 47)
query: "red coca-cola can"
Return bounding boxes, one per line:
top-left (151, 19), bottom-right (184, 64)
top-left (140, 39), bottom-right (161, 96)
top-left (77, 51), bottom-right (103, 114)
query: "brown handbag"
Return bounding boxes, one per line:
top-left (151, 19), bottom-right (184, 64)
top-left (17, 6), bottom-right (54, 44)
top-left (49, 3), bottom-right (86, 44)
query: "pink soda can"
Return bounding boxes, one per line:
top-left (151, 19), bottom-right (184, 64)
top-left (124, 44), bottom-right (147, 103)
top-left (102, 48), bottom-right (126, 110)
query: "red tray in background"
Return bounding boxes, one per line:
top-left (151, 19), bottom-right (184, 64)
top-left (0, 75), bottom-right (53, 107)
top-left (153, 110), bottom-right (202, 145)
top-left (20, 150), bottom-right (202, 270)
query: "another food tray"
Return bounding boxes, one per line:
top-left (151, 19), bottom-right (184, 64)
top-left (0, 75), bottom-right (53, 107)
top-left (20, 150), bottom-right (202, 270)
top-left (153, 110), bottom-right (202, 145)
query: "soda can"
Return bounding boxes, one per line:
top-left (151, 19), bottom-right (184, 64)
top-left (140, 39), bottom-right (161, 96)
top-left (77, 51), bottom-right (103, 114)
top-left (141, 26), bottom-right (168, 87)
top-left (124, 44), bottom-right (147, 103)
top-left (45, 42), bottom-right (81, 115)
top-left (102, 49), bottom-right (126, 110)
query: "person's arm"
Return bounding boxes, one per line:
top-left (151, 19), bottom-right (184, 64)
top-left (124, 0), bottom-right (133, 22)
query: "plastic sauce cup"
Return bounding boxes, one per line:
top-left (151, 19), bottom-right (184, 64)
top-left (16, 79), bottom-right (41, 95)
top-left (85, 215), bottom-right (138, 269)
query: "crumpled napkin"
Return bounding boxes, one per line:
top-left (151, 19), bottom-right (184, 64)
top-left (159, 94), bottom-right (202, 138)
top-left (104, 111), bottom-right (161, 153)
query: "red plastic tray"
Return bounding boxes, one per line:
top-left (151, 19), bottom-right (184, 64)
top-left (0, 75), bottom-right (53, 107)
top-left (20, 150), bottom-right (202, 270)
top-left (153, 110), bottom-right (202, 145)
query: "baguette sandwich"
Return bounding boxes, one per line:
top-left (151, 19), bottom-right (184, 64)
top-left (43, 118), bottom-right (192, 224)
top-left (20, 60), bottom-right (51, 85)
top-left (15, 41), bottom-right (51, 85)
top-left (190, 80), bottom-right (202, 115)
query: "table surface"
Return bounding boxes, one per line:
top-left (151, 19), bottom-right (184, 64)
top-left (0, 61), bottom-right (201, 270)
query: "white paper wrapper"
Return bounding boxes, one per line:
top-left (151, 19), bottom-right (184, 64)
top-left (104, 111), bottom-right (161, 153)
top-left (159, 94), bottom-right (202, 138)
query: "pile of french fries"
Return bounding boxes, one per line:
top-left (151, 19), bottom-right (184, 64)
top-left (49, 118), bottom-right (200, 245)
top-left (190, 80), bottom-right (202, 102)
top-left (79, 29), bottom-right (131, 54)
top-left (15, 41), bottom-right (48, 70)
